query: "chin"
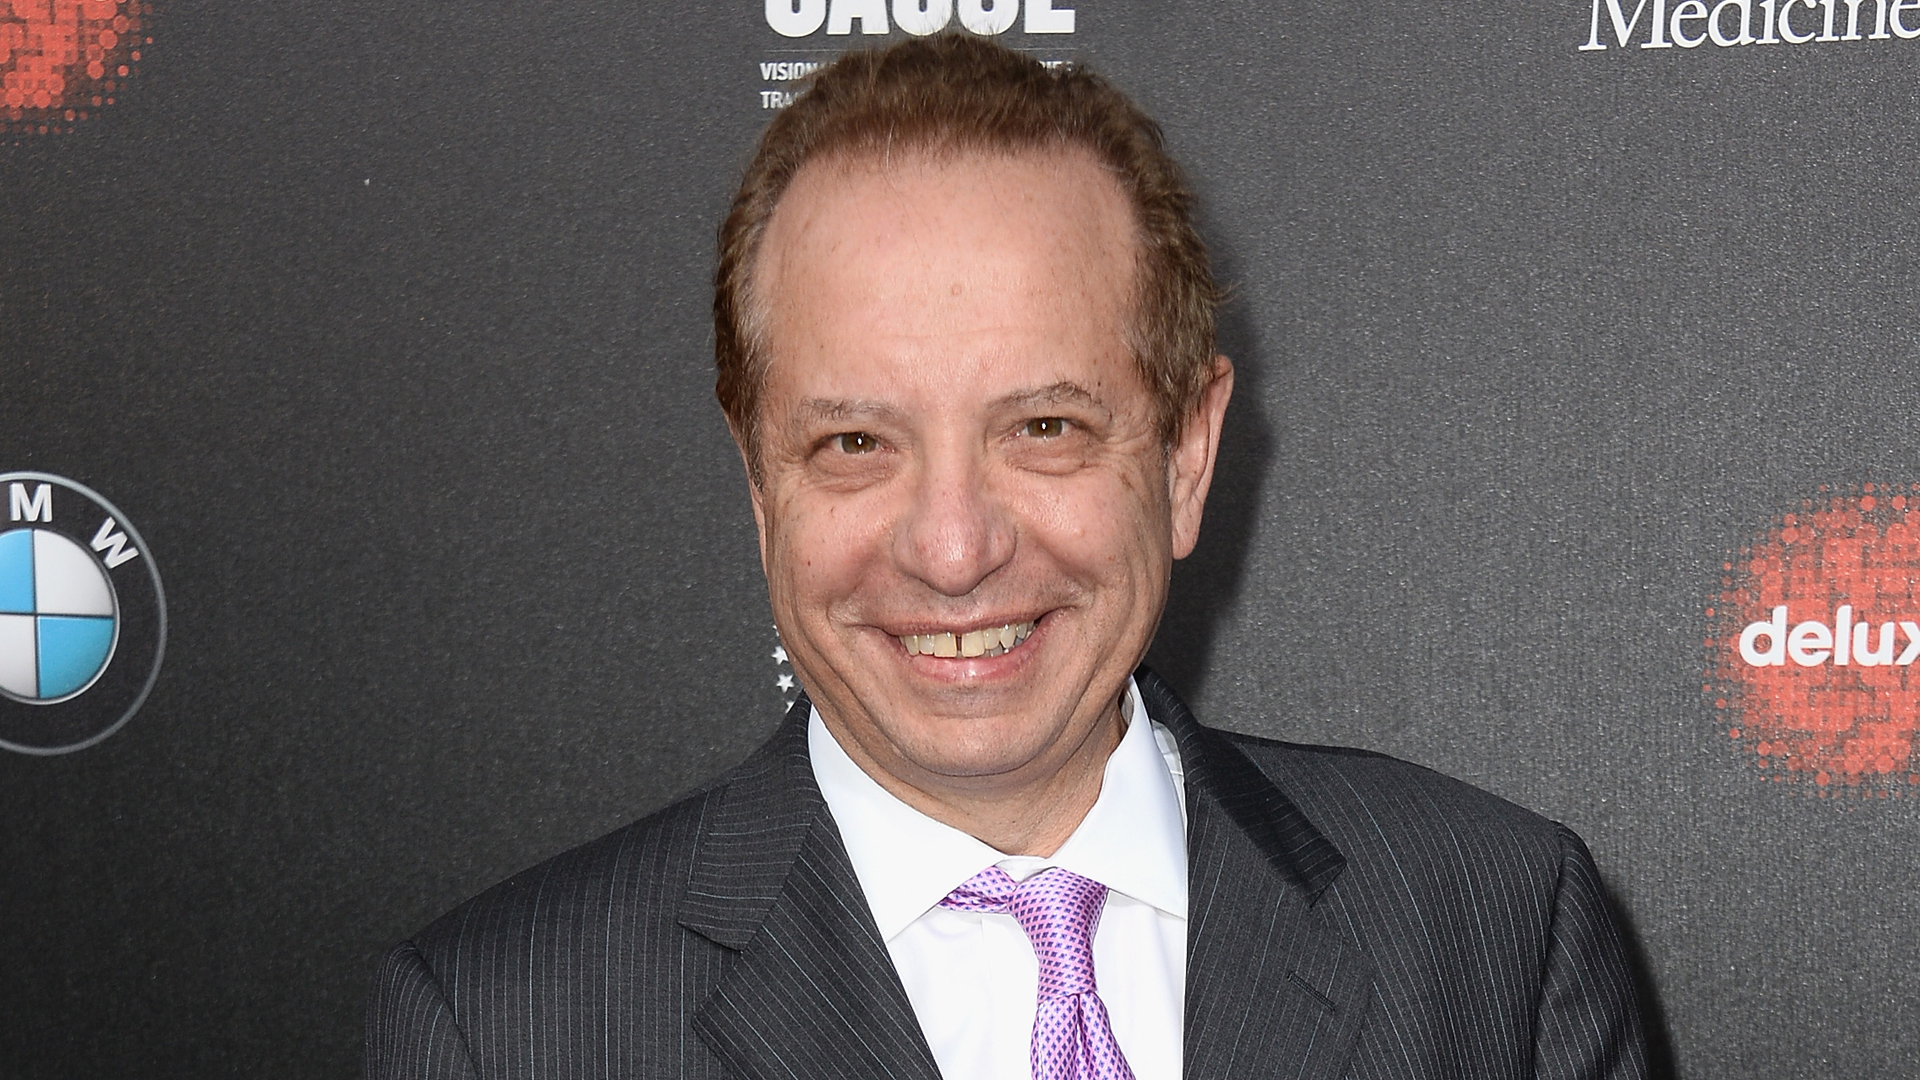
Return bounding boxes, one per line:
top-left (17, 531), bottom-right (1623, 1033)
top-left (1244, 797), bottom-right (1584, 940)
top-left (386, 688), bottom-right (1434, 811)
top-left (889, 713), bottom-right (1063, 779)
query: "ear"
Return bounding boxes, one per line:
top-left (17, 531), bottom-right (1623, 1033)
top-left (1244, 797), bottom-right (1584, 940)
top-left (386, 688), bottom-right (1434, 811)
top-left (1167, 356), bottom-right (1235, 561)
top-left (735, 432), bottom-right (774, 577)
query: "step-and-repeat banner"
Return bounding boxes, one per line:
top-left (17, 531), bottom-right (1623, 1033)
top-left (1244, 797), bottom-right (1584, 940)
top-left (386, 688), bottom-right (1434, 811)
top-left (2, 1), bottom-right (1914, 1075)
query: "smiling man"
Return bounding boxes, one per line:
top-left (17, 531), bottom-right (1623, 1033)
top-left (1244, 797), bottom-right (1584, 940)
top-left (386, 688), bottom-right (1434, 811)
top-left (368, 35), bottom-right (1647, 1080)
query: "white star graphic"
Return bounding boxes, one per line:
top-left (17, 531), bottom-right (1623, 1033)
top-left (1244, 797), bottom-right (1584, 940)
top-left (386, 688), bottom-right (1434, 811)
top-left (776, 673), bottom-right (796, 692)
top-left (772, 646), bottom-right (789, 664)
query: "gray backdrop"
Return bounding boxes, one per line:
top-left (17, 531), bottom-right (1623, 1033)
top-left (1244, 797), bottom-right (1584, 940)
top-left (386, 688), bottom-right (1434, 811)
top-left (2, 0), bottom-right (1915, 1076)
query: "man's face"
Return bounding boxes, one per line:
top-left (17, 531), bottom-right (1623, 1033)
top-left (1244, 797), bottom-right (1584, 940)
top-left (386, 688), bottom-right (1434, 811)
top-left (747, 148), bottom-right (1228, 809)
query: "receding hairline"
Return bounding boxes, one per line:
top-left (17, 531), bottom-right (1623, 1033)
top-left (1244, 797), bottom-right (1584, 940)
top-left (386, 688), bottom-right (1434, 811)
top-left (739, 140), bottom-right (1150, 392)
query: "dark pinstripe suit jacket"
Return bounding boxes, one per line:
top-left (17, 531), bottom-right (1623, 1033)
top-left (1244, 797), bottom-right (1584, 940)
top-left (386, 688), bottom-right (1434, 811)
top-left (367, 669), bottom-right (1647, 1080)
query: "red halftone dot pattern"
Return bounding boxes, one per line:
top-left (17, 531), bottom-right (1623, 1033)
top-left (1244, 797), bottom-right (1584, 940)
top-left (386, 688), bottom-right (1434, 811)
top-left (1709, 484), bottom-right (1920, 798)
top-left (1, 0), bottom-right (147, 134)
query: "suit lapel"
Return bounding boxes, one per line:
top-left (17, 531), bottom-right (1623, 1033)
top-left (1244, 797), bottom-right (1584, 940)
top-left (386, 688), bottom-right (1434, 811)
top-left (679, 696), bottom-right (942, 1080)
top-left (678, 675), bottom-right (1373, 1080)
top-left (1137, 669), bottom-right (1376, 1080)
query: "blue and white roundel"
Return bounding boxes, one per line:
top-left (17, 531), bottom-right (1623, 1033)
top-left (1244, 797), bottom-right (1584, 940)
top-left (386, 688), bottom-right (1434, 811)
top-left (0, 527), bottom-right (119, 703)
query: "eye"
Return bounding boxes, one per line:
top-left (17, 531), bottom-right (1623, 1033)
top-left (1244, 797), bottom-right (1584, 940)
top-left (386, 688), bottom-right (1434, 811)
top-left (835, 431), bottom-right (880, 454)
top-left (1023, 417), bottom-right (1069, 439)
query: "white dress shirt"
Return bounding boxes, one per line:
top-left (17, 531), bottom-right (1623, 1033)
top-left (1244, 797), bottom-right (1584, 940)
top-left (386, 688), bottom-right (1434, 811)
top-left (808, 678), bottom-right (1189, 1080)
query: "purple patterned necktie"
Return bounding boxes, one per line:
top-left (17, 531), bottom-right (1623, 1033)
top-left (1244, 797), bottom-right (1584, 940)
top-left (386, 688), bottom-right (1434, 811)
top-left (940, 866), bottom-right (1138, 1080)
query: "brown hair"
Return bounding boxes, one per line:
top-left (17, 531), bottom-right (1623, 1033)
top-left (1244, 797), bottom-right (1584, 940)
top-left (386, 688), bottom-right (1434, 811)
top-left (714, 34), bottom-right (1219, 469)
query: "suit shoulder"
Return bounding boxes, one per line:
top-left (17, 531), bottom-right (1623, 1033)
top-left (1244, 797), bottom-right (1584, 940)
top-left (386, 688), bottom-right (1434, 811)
top-left (372, 776), bottom-right (748, 1067)
top-left (1216, 727), bottom-right (1571, 869)
top-left (407, 782), bottom-right (718, 964)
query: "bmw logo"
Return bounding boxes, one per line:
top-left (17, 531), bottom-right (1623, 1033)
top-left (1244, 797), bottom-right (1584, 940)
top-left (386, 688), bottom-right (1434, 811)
top-left (0, 472), bottom-right (165, 755)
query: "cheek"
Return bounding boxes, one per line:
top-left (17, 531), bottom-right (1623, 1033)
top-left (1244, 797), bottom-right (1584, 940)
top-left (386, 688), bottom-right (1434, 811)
top-left (765, 490), bottom-right (894, 612)
top-left (1013, 466), bottom-right (1167, 579)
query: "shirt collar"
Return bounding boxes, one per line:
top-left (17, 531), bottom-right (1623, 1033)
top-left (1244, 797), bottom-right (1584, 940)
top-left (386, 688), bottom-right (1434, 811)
top-left (808, 677), bottom-right (1190, 942)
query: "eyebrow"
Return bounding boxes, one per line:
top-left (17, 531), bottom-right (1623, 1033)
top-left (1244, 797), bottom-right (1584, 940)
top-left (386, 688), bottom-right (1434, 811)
top-left (997, 381), bottom-right (1104, 413)
top-left (791, 381), bottom-right (1108, 426)
top-left (794, 398), bottom-right (904, 424)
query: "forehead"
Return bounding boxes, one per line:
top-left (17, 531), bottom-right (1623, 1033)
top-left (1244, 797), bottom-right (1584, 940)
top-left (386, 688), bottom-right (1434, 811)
top-left (751, 147), bottom-right (1139, 376)
top-left (759, 144), bottom-right (1136, 262)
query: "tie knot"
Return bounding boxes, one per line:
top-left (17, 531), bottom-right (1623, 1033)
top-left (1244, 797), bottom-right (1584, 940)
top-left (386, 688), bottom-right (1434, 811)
top-left (941, 866), bottom-right (1108, 997)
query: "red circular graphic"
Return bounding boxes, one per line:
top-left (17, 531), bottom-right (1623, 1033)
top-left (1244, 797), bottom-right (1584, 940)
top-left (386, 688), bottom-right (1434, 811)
top-left (1, 0), bottom-right (147, 134)
top-left (1710, 484), bottom-right (1920, 797)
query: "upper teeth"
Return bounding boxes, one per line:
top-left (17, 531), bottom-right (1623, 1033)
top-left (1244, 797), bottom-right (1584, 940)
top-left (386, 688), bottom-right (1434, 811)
top-left (900, 621), bottom-right (1036, 659)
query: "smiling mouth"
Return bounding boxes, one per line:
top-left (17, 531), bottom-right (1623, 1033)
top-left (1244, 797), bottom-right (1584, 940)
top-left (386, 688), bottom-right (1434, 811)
top-left (898, 620), bottom-right (1037, 659)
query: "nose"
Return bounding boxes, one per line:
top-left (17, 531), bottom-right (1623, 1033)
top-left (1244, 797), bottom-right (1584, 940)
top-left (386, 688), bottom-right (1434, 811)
top-left (892, 443), bottom-right (1016, 598)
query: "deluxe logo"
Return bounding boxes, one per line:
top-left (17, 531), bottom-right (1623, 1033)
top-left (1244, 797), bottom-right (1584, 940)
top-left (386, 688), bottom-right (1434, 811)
top-left (1708, 485), bottom-right (1920, 795)
top-left (1736, 606), bottom-right (1920, 669)
top-left (765, 0), bottom-right (1076, 38)
top-left (0, 472), bottom-right (164, 755)
top-left (1, 0), bottom-right (151, 135)
top-left (1580, 0), bottom-right (1920, 50)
